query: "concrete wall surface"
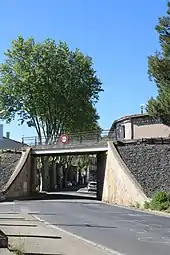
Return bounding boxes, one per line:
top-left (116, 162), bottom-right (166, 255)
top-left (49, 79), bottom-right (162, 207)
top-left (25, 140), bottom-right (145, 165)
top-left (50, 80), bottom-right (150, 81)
top-left (2, 148), bottom-right (35, 198)
top-left (124, 122), bottom-right (131, 139)
top-left (134, 123), bottom-right (170, 139)
top-left (102, 141), bottom-right (148, 207)
top-left (115, 120), bottom-right (170, 140)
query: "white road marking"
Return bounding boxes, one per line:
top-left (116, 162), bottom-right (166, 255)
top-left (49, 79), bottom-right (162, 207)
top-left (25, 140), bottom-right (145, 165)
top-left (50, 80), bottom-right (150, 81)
top-left (148, 224), bottom-right (163, 228)
top-left (138, 236), bottom-right (170, 245)
top-left (33, 214), bottom-right (125, 255)
top-left (115, 219), bottom-right (138, 223)
top-left (137, 230), bottom-right (148, 234)
top-left (127, 214), bottom-right (143, 217)
top-left (0, 202), bottom-right (15, 205)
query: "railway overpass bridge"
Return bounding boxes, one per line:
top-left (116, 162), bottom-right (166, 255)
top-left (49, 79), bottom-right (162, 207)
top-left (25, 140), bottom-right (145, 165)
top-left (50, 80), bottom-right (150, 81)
top-left (1, 131), bottom-right (148, 207)
top-left (1, 131), bottom-right (110, 199)
top-left (20, 131), bottom-right (110, 200)
top-left (31, 141), bottom-right (108, 200)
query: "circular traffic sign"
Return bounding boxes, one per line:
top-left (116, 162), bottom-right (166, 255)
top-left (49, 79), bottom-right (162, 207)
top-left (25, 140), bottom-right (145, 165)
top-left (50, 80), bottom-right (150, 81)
top-left (60, 134), bottom-right (68, 144)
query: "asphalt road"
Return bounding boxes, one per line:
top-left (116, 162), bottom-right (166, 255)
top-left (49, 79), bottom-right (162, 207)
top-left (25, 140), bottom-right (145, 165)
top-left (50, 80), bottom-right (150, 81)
top-left (1, 199), bottom-right (170, 255)
top-left (77, 187), bottom-right (96, 195)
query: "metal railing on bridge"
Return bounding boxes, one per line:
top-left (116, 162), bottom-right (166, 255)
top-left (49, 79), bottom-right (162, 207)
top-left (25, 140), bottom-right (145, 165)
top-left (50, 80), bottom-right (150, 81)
top-left (22, 129), bottom-right (113, 148)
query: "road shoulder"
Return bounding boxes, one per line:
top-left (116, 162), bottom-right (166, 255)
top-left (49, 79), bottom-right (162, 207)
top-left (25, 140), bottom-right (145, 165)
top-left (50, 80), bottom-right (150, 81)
top-left (101, 201), bottom-right (170, 218)
top-left (0, 212), bottom-right (121, 255)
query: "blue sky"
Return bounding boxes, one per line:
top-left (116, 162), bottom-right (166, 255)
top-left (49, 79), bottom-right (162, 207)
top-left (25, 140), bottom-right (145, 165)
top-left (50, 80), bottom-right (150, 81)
top-left (0, 0), bottom-right (167, 141)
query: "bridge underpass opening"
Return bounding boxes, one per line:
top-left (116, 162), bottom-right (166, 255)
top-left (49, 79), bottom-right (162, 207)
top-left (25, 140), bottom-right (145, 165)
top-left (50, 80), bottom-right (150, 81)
top-left (32, 150), bottom-right (107, 201)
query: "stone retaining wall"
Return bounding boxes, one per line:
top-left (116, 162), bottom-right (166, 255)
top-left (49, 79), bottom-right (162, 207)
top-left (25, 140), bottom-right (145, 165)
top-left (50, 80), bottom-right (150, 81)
top-left (0, 148), bottom-right (37, 199)
top-left (117, 143), bottom-right (170, 197)
top-left (102, 142), bottom-right (147, 206)
top-left (0, 152), bottom-right (21, 190)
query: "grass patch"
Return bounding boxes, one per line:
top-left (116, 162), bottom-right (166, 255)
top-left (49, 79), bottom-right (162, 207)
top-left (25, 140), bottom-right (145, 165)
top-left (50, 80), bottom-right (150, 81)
top-left (135, 202), bottom-right (140, 209)
top-left (129, 202), bottom-right (141, 209)
top-left (9, 232), bottom-right (25, 255)
top-left (11, 248), bottom-right (24, 255)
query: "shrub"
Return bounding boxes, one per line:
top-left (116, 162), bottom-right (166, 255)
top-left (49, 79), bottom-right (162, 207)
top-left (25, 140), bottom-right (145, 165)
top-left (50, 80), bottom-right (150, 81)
top-left (144, 201), bottom-right (150, 209)
top-left (149, 192), bottom-right (170, 211)
top-left (136, 202), bottom-right (140, 208)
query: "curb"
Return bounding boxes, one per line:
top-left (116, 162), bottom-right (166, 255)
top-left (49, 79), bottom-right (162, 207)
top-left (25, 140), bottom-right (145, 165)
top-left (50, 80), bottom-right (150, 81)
top-left (0, 230), bottom-right (8, 248)
top-left (142, 209), bottom-right (170, 218)
top-left (101, 201), bottom-right (170, 218)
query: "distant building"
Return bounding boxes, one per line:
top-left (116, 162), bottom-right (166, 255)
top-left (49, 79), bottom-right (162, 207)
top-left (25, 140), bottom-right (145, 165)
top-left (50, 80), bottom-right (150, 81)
top-left (0, 124), bottom-right (24, 149)
top-left (109, 113), bottom-right (170, 140)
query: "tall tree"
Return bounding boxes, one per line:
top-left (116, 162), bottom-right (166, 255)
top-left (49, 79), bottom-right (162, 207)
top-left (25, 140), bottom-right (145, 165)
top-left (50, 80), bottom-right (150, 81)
top-left (77, 155), bottom-right (90, 184)
top-left (0, 37), bottom-right (103, 142)
top-left (146, 2), bottom-right (170, 125)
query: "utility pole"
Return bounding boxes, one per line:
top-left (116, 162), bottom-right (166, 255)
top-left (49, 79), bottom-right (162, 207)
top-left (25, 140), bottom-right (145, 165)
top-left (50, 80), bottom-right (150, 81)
top-left (140, 104), bottom-right (145, 114)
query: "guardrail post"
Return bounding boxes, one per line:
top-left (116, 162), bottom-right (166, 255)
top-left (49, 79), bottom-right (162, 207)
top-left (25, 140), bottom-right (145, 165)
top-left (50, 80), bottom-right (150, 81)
top-left (80, 135), bottom-right (82, 144)
top-left (38, 138), bottom-right (42, 146)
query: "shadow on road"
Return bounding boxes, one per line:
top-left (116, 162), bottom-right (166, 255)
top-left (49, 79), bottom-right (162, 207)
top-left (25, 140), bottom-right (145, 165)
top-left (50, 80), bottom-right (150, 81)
top-left (51, 223), bottom-right (117, 229)
top-left (24, 253), bottom-right (62, 255)
top-left (47, 185), bottom-right (86, 192)
top-left (3, 192), bottom-right (97, 203)
top-left (8, 234), bottom-right (61, 239)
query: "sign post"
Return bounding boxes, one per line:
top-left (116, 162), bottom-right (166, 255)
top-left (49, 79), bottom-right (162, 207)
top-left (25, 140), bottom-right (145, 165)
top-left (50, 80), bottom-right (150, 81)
top-left (60, 134), bottom-right (68, 145)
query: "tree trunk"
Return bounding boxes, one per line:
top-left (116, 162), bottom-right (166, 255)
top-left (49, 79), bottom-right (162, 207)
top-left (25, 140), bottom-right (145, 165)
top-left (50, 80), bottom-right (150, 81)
top-left (78, 169), bottom-right (81, 184)
top-left (63, 167), bottom-right (68, 187)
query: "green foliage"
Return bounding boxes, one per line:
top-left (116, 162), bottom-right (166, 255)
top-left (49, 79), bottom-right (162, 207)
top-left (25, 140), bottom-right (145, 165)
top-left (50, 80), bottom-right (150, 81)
top-left (145, 192), bottom-right (170, 211)
top-left (144, 201), bottom-right (150, 209)
top-left (0, 36), bottom-right (103, 141)
top-left (77, 155), bottom-right (90, 171)
top-left (146, 2), bottom-right (170, 125)
top-left (11, 248), bottom-right (24, 255)
top-left (135, 202), bottom-right (140, 209)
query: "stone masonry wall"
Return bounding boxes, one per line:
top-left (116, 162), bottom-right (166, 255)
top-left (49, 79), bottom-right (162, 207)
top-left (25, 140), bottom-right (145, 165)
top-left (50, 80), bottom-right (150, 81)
top-left (0, 152), bottom-right (22, 190)
top-left (4, 149), bottom-right (33, 198)
top-left (1, 148), bottom-right (36, 199)
top-left (117, 143), bottom-right (170, 197)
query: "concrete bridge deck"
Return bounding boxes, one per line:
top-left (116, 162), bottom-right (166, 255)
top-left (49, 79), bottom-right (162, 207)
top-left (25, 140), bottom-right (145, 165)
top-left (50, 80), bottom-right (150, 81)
top-left (32, 146), bottom-right (108, 156)
top-left (31, 141), bottom-right (108, 156)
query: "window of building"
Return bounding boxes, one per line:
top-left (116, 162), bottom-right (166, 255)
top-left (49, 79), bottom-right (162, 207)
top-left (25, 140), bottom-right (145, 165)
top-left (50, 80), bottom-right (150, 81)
top-left (117, 124), bottom-right (125, 139)
top-left (122, 125), bottom-right (125, 139)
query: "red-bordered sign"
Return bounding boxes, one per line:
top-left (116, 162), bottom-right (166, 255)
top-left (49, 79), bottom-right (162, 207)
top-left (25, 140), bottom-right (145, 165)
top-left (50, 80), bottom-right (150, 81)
top-left (60, 134), bottom-right (68, 144)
